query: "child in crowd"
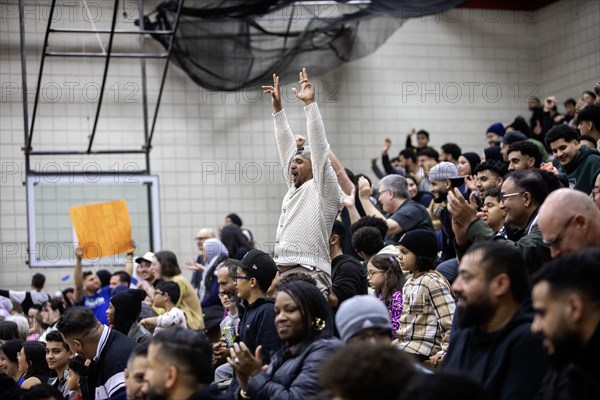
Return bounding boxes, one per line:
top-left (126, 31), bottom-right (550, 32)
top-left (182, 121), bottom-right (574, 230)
top-left (45, 330), bottom-right (75, 399)
top-left (366, 254), bottom-right (405, 335)
top-left (140, 280), bottom-right (187, 333)
top-left (67, 355), bottom-right (87, 400)
top-left (395, 229), bottom-right (456, 365)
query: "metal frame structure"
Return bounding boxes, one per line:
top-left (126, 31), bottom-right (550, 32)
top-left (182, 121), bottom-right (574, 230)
top-left (18, 0), bottom-right (184, 176)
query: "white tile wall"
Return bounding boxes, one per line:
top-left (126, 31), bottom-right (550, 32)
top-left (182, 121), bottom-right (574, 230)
top-left (1, 0), bottom-right (599, 291)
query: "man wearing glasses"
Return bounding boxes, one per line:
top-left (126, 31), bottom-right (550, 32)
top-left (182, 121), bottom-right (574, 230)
top-left (448, 170), bottom-right (551, 274)
top-left (537, 188), bottom-right (600, 258)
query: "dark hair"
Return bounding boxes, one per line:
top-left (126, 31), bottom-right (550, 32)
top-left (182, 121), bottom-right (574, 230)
top-left (45, 330), bottom-right (70, 351)
top-left (563, 98), bottom-right (576, 107)
top-left (582, 90), bottom-right (597, 100)
top-left (352, 227), bottom-right (384, 257)
top-left (31, 273), bottom-right (46, 290)
top-left (20, 384), bottom-right (63, 400)
top-left (0, 374), bottom-right (21, 400)
top-left (350, 215), bottom-right (388, 238)
top-left (321, 342), bottom-right (416, 400)
top-left (465, 242), bottom-right (530, 302)
top-left (153, 250), bottom-right (182, 277)
top-left (505, 170), bottom-right (548, 206)
top-left (127, 342), bottom-right (149, 366)
top-left (0, 321), bottom-right (19, 341)
top-left (535, 169), bottom-right (563, 193)
top-left (417, 147), bottom-right (439, 160)
top-left (82, 271), bottom-right (93, 280)
top-left (545, 125), bottom-right (579, 146)
top-left (56, 306), bottom-right (98, 338)
top-left (390, 157), bottom-right (400, 164)
top-left (0, 339), bottom-right (24, 363)
top-left (62, 288), bottom-right (74, 308)
top-left (507, 141), bottom-right (542, 168)
top-left (111, 271), bottom-right (131, 287)
top-left (279, 272), bottom-right (318, 287)
top-left (331, 220), bottom-right (347, 244)
top-left (22, 341), bottom-right (49, 380)
top-left (29, 304), bottom-right (42, 312)
top-left (220, 224), bottom-right (252, 260)
top-left (151, 327), bottom-right (213, 385)
top-left (532, 248), bottom-right (600, 305)
top-left (483, 186), bottom-right (501, 201)
top-left (417, 129), bottom-right (430, 140)
top-left (577, 104), bottom-right (600, 129)
top-left (474, 159), bottom-right (508, 178)
top-left (405, 174), bottom-right (418, 187)
top-left (399, 149), bottom-right (417, 163)
top-left (441, 143), bottom-right (462, 161)
top-left (156, 280), bottom-right (181, 305)
top-left (68, 355), bottom-right (88, 377)
top-left (579, 134), bottom-right (598, 147)
top-left (45, 298), bottom-right (65, 316)
top-left (508, 116), bottom-right (533, 138)
top-left (369, 254), bottom-right (405, 306)
top-left (221, 259), bottom-right (240, 283)
top-left (277, 281), bottom-right (333, 343)
top-left (400, 372), bottom-right (487, 400)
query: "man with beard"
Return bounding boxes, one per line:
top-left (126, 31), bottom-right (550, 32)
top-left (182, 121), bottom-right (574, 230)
top-left (144, 327), bottom-right (228, 400)
top-left (531, 248), bottom-right (600, 400)
top-left (125, 343), bottom-right (149, 400)
top-left (443, 242), bottom-right (548, 400)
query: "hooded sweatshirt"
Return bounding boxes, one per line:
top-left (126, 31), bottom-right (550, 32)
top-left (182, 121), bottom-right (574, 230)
top-left (558, 146), bottom-right (600, 193)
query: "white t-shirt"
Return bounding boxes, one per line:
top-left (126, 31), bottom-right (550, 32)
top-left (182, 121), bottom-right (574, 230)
top-left (154, 307), bottom-right (187, 334)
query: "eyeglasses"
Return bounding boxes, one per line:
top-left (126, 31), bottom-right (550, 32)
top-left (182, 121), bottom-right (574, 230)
top-left (499, 191), bottom-right (524, 202)
top-left (378, 189), bottom-right (392, 198)
top-left (153, 290), bottom-right (165, 296)
top-left (543, 215), bottom-right (575, 248)
top-left (367, 270), bottom-right (385, 278)
top-left (232, 275), bottom-right (252, 283)
top-left (591, 188), bottom-right (600, 198)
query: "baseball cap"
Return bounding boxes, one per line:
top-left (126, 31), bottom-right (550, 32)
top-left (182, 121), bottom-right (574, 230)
top-left (428, 161), bottom-right (465, 182)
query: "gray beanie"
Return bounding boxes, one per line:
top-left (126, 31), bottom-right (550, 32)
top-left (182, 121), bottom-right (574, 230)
top-left (335, 295), bottom-right (391, 343)
top-left (295, 145), bottom-right (311, 161)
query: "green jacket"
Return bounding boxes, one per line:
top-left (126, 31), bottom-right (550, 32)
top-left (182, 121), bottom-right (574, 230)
top-left (558, 146), bottom-right (600, 194)
top-left (458, 209), bottom-right (551, 274)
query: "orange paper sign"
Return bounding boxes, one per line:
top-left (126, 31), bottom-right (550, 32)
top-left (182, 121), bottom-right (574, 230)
top-left (69, 200), bottom-right (134, 259)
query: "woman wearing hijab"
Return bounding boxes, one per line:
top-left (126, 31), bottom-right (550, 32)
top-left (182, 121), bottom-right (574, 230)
top-left (201, 239), bottom-right (230, 336)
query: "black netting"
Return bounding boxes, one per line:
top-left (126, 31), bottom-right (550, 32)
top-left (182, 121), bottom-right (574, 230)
top-left (145, 0), bottom-right (467, 91)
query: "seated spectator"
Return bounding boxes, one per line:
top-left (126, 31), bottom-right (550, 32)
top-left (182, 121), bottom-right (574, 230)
top-left (0, 320), bottom-right (19, 342)
top-left (448, 170), bottom-right (551, 274)
top-left (563, 98), bottom-right (577, 124)
top-left (57, 307), bottom-right (136, 399)
top-left (406, 128), bottom-right (431, 155)
top-left (0, 338), bottom-right (25, 381)
top-left (124, 343), bottom-right (149, 400)
top-left (507, 140), bottom-right (543, 171)
top-left (483, 145), bottom-right (503, 162)
top-left (141, 281), bottom-right (187, 333)
top-left (199, 239), bottom-right (229, 335)
top-left (357, 175), bottom-right (434, 245)
top-left (213, 261), bottom-right (241, 372)
top-left (457, 152), bottom-right (481, 193)
top-left (440, 143), bottom-right (462, 164)
top-left (500, 130), bottom-right (528, 161)
top-left (336, 295), bottom-right (395, 344)
top-left (531, 248), bottom-right (600, 400)
top-left (444, 242), bottom-right (547, 399)
top-left (474, 160), bottom-right (508, 201)
top-left (328, 221), bottom-right (368, 311)
top-left (537, 188), bottom-right (600, 258)
top-left (396, 229), bottom-right (455, 365)
top-left (366, 254), bottom-right (405, 335)
top-left (151, 250), bottom-right (205, 331)
top-left (0, 374), bottom-right (21, 400)
top-left (577, 104), bottom-right (600, 150)
top-left (107, 289), bottom-right (151, 343)
top-left (321, 342), bottom-right (417, 400)
top-left (485, 122), bottom-right (505, 147)
top-left (38, 299), bottom-right (64, 343)
top-left (45, 331), bottom-right (74, 399)
top-left (0, 274), bottom-right (51, 315)
top-left (228, 280), bottom-right (341, 400)
top-left (20, 384), bottom-right (64, 400)
top-left (417, 147), bottom-right (439, 192)
top-left (17, 341), bottom-right (49, 388)
top-left (406, 174), bottom-right (434, 208)
top-left (545, 125), bottom-right (600, 193)
top-left (351, 226), bottom-right (385, 262)
top-left (109, 271), bottom-right (131, 291)
top-left (27, 307), bottom-right (43, 341)
top-left (578, 134), bottom-right (597, 149)
top-left (480, 187), bottom-right (506, 237)
top-left (400, 372), bottom-right (488, 400)
top-left (66, 355), bottom-right (87, 400)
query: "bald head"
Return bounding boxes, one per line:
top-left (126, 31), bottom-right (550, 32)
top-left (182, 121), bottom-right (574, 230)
top-left (195, 228), bottom-right (215, 250)
top-left (538, 189), bottom-right (600, 258)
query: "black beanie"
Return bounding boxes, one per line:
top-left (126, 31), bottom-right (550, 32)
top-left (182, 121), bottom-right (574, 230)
top-left (226, 213), bottom-right (243, 227)
top-left (110, 289), bottom-right (146, 333)
top-left (484, 146), bottom-right (503, 162)
top-left (462, 152), bottom-right (481, 174)
top-left (398, 229), bottom-right (439, 260)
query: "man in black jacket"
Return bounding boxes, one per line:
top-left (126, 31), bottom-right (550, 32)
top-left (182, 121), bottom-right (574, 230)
top-left (57, 306), bottom-right (136, 400)
top-left (531, 248), bottom-right (600, 400)
top-left (443, 242), bottom-right (548, 399)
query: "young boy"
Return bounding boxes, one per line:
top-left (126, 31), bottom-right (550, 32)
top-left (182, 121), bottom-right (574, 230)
top-left (140, 280), bottom-right (187, 333)
top-left (67, 355), bottom-right (88, 400)
top-left (46, 330), bottom-right (75, 399)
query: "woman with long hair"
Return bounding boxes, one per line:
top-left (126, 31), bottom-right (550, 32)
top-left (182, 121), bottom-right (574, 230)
top-left (151, 250), bottom-right (205, 331)
top-left (228, 280), bottom-right (341, 399)
top-left (17, 341), bottom-right (49, 388)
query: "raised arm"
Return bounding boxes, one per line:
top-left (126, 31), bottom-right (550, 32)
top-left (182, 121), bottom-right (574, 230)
top-left (73, 247), bottom-right (84, 304)
top-left (357, 177), bottom-right (402, 236)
